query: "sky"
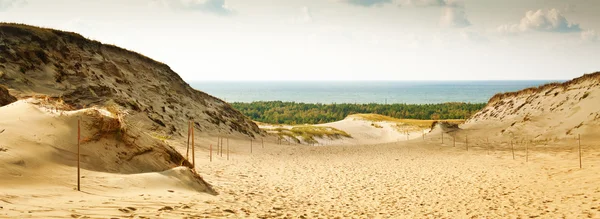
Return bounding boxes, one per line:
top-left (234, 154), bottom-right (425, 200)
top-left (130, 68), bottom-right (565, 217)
top-left (0, 0), bottom-right (599, 81)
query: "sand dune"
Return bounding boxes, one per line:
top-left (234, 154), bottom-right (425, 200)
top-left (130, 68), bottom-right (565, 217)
top-left (258, 115), bottom-right (429, 146)
top-left (1, 23), bottom-right (599, 218)
top-left (465, 72), bottom-right (600, 143)
top-left (2, 126), bottom-right (599, 218)
top-left (3, 99), bottom-right (597, 218)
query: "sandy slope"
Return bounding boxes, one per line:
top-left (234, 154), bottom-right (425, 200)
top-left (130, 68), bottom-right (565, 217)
top-left (315, 117), bottom-right (426, 146)
top-left (465, 72), bottom-right (600, 143)
top-left (259, 117), bottom-right (428, 146)
top-left (2, 101), bottom-right (599, 218)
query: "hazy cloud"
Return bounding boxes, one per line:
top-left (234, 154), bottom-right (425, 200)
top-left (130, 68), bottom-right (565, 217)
top-left (151, 0), bottom-right (233, 15)
top-left (581, 29), bottom-right (599, 42)
top-left (401, 0), bottom-right (463, 8)
top-left (498, 9), bottom-right (581, 34)
top-left (440, 7), bottom-right (470, 28)
top-left (343, 0), bottom-right (392, 7)
top-left (461, 30), bottom-right (488, 43)
top-left (0, 0), bottom-right (26, 12)
top-left (297, 6), bottom-right (313, 23)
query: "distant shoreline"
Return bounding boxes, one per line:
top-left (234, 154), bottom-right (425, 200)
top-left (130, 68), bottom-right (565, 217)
top-left (190, 80), bottom-right (558, 104)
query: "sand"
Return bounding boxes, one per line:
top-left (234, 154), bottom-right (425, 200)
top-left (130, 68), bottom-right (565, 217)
top-left (2, 102), bottom-right (599, 218)
top-left (258, 117), bottom-right (427, 146)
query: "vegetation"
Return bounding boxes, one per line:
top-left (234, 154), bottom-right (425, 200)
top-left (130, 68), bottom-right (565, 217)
top-left (231, 101), bottom-right (485, 125)
top-left (264, 125), bottom-right (351, 144)
top-left (351, 114), bottom-right (463, 129)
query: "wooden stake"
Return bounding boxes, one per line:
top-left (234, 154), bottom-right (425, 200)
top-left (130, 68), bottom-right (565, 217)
top-left (227, 138), bottom-right (230, 161)
top-left (578, 134), bottom-right (582, 169)
top-left (526, 141), bottom-right (529, 162)
top-left (511, 140), bottom-right (514, 160)
top-left (191, 121), bottom-right (195, 169)
top-left (250, 139), bottom-right (253, 153)
top-left (186, 121), bottom-right (191, 160)
top-left (466, 135), bottom-right (468, 151)
top-left (77, 118), bottom-right (81, 191)
top-left (487, 137), bottom-right (490, 155)
top-left (262, 138), bottom-right (264, 148)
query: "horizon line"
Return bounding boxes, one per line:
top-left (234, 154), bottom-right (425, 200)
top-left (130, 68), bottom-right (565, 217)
top-left (188, 79), bottom-right (567, 82)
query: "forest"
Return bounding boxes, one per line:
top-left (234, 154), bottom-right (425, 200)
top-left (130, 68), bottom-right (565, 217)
top-left (230, 101), bottom-right (487, 125)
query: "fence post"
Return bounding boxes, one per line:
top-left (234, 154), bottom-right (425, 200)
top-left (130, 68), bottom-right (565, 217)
top-left (511, 140), bottom-right (514, 160)
top-left (77, 118), bottom-right (81, 191)
top-left (227, 138), bottom-right (229, 161)
top-left (191, 122), bottom-right (195, 169)
top-left (526, 141), bottom-right (529, 162)
top-left (487, 137), bottom-right (490, 155)
top-left (262, 138), bottom-right (264, 148)
top-left (578, 134), bottom-right (582, 169)
top-left (441, 132), bottom-right (444, 145)
top-left (186, 121), bottom-right (191, 160)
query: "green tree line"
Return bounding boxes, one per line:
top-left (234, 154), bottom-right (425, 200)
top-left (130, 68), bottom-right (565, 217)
top-left (230, 101), bottom-right (486, 125)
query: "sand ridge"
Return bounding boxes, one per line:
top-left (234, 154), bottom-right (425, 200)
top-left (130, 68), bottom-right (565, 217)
top-left (2, 100), bottom-right (599, 218)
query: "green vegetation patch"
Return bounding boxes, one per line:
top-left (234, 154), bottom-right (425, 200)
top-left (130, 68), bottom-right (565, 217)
top-left (263, 125), bottom-right (351, 144)
top-left (232, 101), bottom-right (485, 125)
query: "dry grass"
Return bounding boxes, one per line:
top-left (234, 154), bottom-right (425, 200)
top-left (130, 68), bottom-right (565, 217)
top-left (150, 132), bottom-right (172, 142)
top-left (349, 114), bottom-right (464, 129)
top-left (263, 125), bottom-right (352, 144)
top-left (487, 71), bottom-right (600, 105)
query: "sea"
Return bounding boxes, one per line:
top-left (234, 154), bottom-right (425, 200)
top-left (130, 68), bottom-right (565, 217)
top-left (189, 81), bottom-right (560, 104)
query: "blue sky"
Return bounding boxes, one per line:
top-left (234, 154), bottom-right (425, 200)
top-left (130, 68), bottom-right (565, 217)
top-left (1, 0), bottom-right (599, 81)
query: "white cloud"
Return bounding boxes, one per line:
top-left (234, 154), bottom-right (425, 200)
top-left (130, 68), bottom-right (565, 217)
top-left (401, 0), bottom-right (462, 8)
top-left (297, 6), bottom-right (313, 24)
top-left (497, 9), bottom-right (581, 34)
top-left (581, 30), bottom-right (599, 42)
top-left (440, 7), bottom-right (470, 28)
top-left (342, 0), bottom-right (392, 7)
top-left (0, 0), bottom-right (26, 12)
top-left (460, 30), bottom-right (488, 43)
top-left (151, 0), bottom-right (233, 15)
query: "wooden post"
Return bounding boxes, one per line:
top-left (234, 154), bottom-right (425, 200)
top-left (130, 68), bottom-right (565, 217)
top-left (578, 134), bottom-right (582, 169)
top-left (191, 122), bottom-right (195, 169)
top-left (77, 119), bottom-right (81, 191)
top-left (511, 140), bottom-right (514, 160)
top-left (227, 138), bottom-right (229, 161)
top-left (186, 121), bottom-right (191, 160)
top-left (262, 138), bottom-right (264, 148)
top-left (487, 137), bottom-right (490, 155)
top-left (210, 144), bottom-right (212, 162)
top-left (216, 137), bottom-right (219, 156)
top-left (250, 139), bottom-right (253, 153)
top-left (526, 141), bottom-right (529, 162)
